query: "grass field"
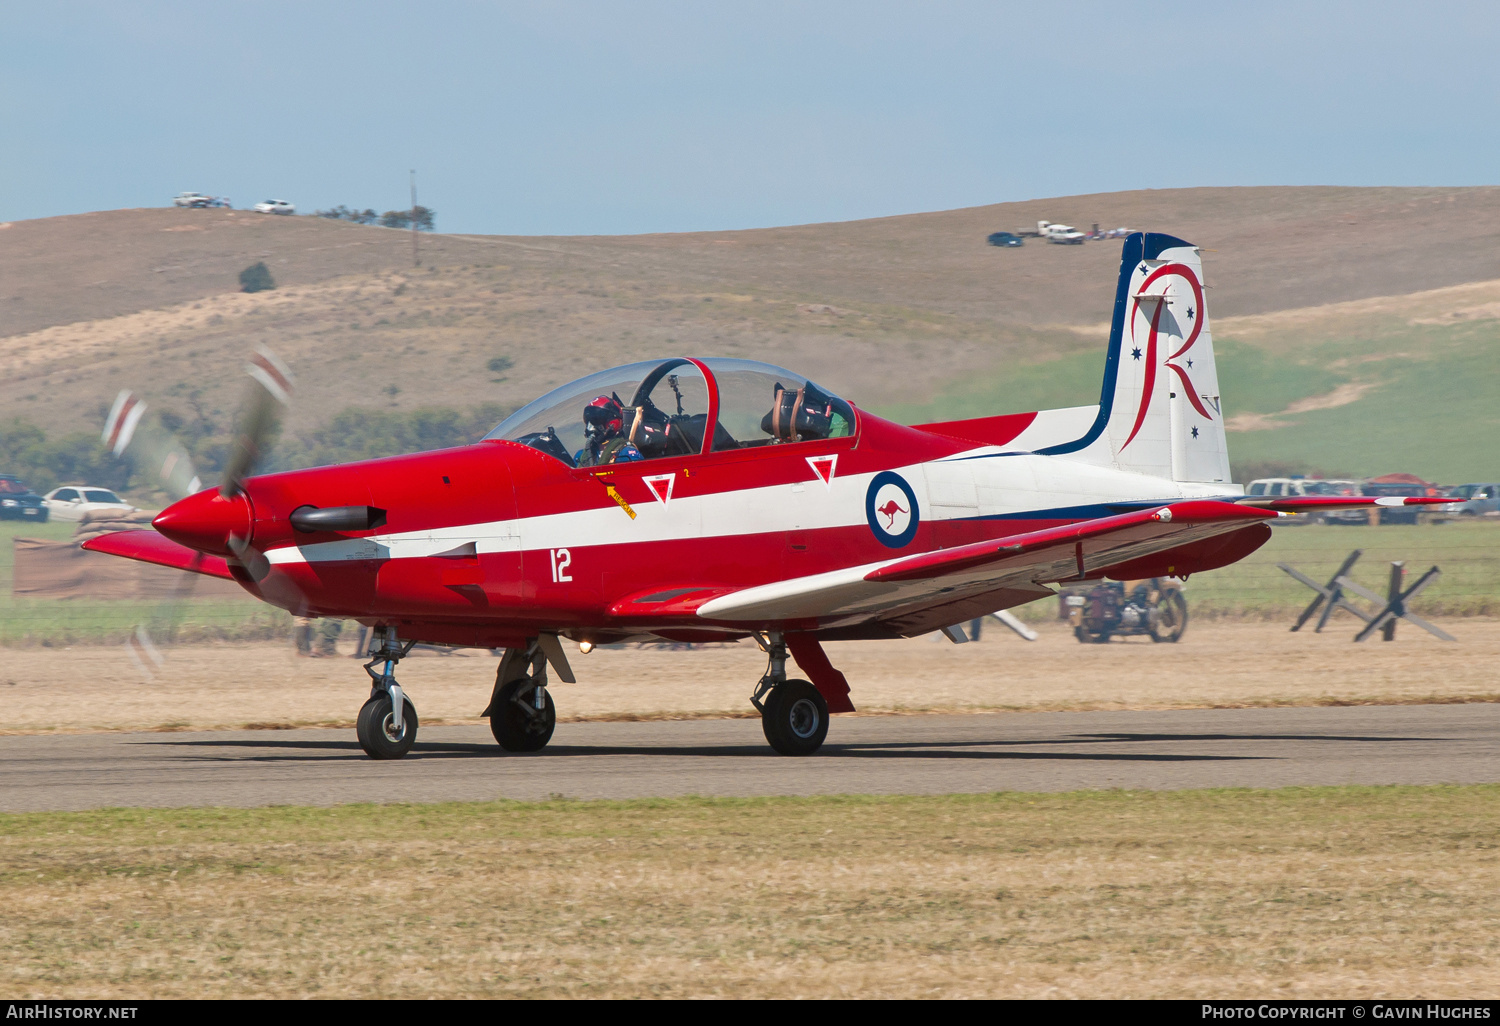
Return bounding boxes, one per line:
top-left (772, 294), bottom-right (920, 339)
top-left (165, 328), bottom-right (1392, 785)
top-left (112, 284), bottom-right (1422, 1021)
top-left (2, 787), bottom-right (1497, 998)
top-left (0, 520), bottom-right (287, 647)
top-left (1176, 519), bottom-right (1500, 620)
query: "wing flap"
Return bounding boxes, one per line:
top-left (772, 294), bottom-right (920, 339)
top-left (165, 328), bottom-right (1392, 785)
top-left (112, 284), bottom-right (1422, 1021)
top-left (81, 529), bottom-right (234, 580)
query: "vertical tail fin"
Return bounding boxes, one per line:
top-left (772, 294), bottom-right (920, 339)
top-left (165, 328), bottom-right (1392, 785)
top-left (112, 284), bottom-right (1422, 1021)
top-left (1039, 232), bottom-right (1230, 483)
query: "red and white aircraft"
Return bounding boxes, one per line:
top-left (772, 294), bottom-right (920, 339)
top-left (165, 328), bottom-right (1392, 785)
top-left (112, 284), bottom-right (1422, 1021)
top-left (87, 232), bottom-right (1443, 759)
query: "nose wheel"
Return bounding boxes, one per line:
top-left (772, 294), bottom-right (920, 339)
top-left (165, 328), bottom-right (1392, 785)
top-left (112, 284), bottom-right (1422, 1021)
top-left (355, 629), bottom-right (418, 759)
top-left (357, 691), bottom-right (419, 759)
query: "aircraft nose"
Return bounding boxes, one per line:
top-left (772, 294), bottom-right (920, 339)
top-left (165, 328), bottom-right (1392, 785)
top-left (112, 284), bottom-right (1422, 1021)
top-left (153, 488), bottom-right (252, 556)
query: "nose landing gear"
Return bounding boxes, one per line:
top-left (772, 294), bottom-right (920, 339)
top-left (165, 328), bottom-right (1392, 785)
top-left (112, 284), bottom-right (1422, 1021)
top-left (751, 631), bottom-right (829, 756)
top-left (355, 628), bottom-right (418, 759)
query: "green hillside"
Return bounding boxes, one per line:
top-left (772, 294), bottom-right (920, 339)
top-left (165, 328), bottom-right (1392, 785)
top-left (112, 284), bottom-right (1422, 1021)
top-left (877, 306), bottom-right (1500, 484)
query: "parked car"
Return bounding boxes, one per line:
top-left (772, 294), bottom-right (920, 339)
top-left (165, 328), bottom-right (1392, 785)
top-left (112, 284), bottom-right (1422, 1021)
top-left (173, 192), bottom-right (212, 208)
top-left (1244, 477), bottom-right (1314, 497)
top-left (1302, 479), bottom-right (1368, 524)
top-left (253, 199), bottom-right (296, 215)
top-left (987, 231), bottom-right (1024, 247)
top-left (40, 486), bottom-right (136, 522)
top-left (1037, 220), bottom-right (1087, 244)
top-left (0, 475), bottom-right (49, 522)
top-left (1245, 477), bottom-right (1366, 524)
top-left (1440, 483), bottom-right (1500, 517)
top-left (1362, 474), bottom-right (1438, 525)
top-left (1245, 477), bottom-right (1321, 522)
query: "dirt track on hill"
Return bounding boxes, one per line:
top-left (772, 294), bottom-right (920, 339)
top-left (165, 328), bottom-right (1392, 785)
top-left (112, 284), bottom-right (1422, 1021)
top-left (2, 618), bottom-right (1491, 735)
top-left (10, 187), bottom-right (1500, 339)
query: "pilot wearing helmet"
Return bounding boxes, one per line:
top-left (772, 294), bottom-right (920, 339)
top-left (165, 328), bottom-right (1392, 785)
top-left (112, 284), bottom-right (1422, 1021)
top-left (575, 395), bottom-right (645, 467)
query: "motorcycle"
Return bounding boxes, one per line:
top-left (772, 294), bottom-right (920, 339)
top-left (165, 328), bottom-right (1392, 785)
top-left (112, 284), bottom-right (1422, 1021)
top-left (1063, 578), bottom-right (1187, 644)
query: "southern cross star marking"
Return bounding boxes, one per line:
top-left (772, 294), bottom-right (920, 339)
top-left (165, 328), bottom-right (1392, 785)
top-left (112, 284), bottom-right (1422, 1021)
top-left (1131, 347), bottom-right (1142, 360)
top-left (1186, 307), bottom-right (1195, 319)
top-left (1191, 426), bottom-right (1199, 439)
top-left (1187, 358), bottom-right (1194, 368)
top-left (1138, 263), bottom-right (1149, 274)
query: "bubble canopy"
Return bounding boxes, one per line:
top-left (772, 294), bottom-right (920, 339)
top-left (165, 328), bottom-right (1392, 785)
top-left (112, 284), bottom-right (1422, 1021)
top-left (485, 358), bottom-right (856, 467)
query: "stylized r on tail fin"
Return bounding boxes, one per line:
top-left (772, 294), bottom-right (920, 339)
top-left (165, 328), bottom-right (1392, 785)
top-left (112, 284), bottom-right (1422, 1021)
top-left (1042, 232), bottom-right (1229, 483)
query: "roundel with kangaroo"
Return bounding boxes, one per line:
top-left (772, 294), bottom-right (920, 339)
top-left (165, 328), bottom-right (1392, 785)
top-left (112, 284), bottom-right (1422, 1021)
top-left (865, 471), bottom-right (920, 548)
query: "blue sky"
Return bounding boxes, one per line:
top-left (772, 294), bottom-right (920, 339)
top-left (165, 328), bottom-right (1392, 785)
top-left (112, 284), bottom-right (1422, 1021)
top-left (3, 1), bottom-right (1498, 235)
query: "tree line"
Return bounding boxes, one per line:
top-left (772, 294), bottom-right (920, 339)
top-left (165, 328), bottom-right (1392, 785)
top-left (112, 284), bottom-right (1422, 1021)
top-left (0, 400), bottom-right (509, 502)
top-left (315, 205), bottom-right (436, 231)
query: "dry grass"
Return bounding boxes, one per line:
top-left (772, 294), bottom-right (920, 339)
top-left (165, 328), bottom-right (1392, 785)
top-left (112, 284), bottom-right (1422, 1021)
top-left (2, 619), bottom-right (1494, 735)
top-left (9, 186), bottom-right (1500, 442)
top-left (2, 787), bottom-right (1497, 998)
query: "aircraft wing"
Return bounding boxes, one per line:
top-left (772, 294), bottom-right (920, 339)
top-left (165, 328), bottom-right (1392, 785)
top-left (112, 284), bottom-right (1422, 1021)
top-left (81, 529), bottom-right (235, 580)
top-left (696, 500), bottom-right (1276, 631)
top-left (1236, 496), bottom-right (1450, 511)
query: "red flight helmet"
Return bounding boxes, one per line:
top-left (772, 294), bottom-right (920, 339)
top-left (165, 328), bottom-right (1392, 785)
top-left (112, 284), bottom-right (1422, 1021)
top-left (584, 395), bottom-right (624, 439)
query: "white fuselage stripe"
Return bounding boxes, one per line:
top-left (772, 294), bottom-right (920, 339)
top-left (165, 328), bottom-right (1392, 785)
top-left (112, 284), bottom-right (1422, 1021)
top-left (261, 450), bottom-right (1232, 567)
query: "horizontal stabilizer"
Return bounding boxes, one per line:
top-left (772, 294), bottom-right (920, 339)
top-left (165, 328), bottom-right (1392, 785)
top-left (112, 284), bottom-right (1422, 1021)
top-left (81, 529), bottom-right (234, 580)
top-left (1237, 496), bottom-right (1451, 511)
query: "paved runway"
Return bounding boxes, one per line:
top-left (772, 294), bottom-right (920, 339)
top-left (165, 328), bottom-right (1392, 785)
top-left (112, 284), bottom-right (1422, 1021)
top-left (2, 704), bottom-right (1497, 811)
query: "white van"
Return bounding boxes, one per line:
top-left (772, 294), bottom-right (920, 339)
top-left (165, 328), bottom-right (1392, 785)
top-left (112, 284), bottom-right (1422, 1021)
top-left (1246, 478), bottom-right (1366, 523)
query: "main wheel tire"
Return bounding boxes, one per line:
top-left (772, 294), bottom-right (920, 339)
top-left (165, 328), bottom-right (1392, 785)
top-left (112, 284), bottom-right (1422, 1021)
top-left (356, 694), bottom-right (419, 759)
top-left (490, 676), bottom-right (556, 752)
top-left (1149, 590), bottom-right (1189, 643)
top-left (1074, 625), bottom-right (1110, 644)
top-left (761, 679), bottom-right (829, 756)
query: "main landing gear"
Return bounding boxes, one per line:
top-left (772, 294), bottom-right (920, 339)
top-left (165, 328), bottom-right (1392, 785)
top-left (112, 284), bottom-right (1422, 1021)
top-left (356, 628), bottom-right (419, 759)
top-left (481, 640), bottom-right (557, 753)
top-left (751, 631), bottom-right (829, 756)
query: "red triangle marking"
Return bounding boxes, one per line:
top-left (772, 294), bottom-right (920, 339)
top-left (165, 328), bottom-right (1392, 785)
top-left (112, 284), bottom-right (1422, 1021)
top-left (806, 455), bottom-right (837, 489)
top-left (642, 473), bottom-right (675, 506)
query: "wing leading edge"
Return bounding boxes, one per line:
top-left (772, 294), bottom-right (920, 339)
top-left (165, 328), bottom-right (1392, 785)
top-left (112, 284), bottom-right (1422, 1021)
top-left (81, 529), bottom-right (235, 579)
top-left (696, 500), bottom-right (1277, 629)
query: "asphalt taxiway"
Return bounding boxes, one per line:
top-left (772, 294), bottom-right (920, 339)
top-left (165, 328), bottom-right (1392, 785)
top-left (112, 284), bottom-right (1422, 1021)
top-left (2, 703), bottom-right (1496, 811)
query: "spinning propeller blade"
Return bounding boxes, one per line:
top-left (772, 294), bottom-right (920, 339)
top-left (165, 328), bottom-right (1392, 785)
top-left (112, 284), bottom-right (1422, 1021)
top-left (102, 393), bottom-right (202, 503)
top-left (222, 345), bottom-right (295, 497)
top-left (105, 345), bottom-right (301, 677)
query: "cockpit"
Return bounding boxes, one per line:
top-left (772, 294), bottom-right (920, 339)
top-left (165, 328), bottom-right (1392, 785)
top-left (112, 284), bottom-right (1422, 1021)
top-left (484, 358), bottom-right (857, 468)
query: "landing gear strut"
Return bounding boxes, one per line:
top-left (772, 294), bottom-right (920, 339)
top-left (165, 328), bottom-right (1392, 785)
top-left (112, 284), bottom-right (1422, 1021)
top-left (483, 640), bottom-right (557, 753)
top-left (751, 631), bottom-right (829, 756)
top-left (356, 628), bottom-right (419, 759)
